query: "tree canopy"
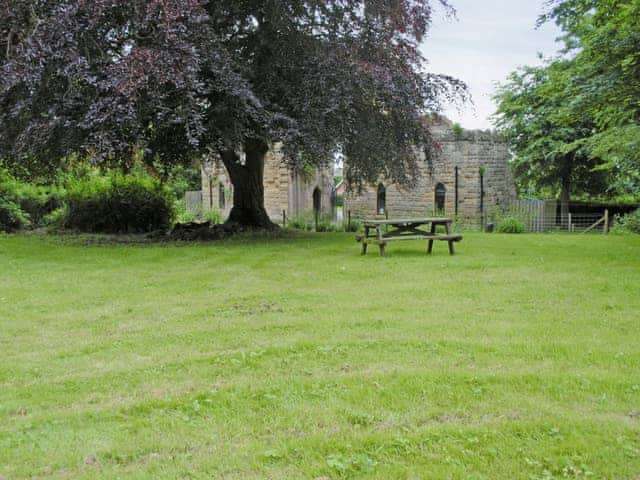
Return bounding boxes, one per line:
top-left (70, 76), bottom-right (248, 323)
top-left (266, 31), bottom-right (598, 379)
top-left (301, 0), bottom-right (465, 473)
top-left (0, 0), bottom-right (466, 226)
top-left (495, 0), bottom-right (640, 204)
top-left (494, 60), bottom-right (608, 217)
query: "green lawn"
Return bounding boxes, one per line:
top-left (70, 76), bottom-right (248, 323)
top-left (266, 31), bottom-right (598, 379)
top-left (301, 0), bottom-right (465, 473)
top-left (1, 232), bottom-right (639, 479)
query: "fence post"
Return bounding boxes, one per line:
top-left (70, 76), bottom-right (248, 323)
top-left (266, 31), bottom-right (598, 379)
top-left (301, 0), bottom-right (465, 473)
top-left (604, 209), bottom-right (609, 234)
top-left (208, 176), bottom-right (213, 210)
top-left (454, 166), bottom-right (459, 216)
top-left (568, 213), bottom-right (572, 232)
top-left (479, 168), bottom-right (485, 230)
top-left (282, 209), bottom-right (286, 228)
top-left (348, 210), bottom-right (351, 230)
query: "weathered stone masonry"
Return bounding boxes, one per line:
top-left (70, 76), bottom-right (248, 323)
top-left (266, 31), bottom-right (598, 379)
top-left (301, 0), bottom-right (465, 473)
top-left (201, 117), bottom-right (515, 223)
top-left (344, 116), bottom-right (516, 220)
top-left (201, 143), bottom-right (334, 222)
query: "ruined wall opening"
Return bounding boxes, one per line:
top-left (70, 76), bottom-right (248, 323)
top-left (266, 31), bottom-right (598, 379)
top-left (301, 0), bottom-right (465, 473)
top-left (313, 187), bottom-right (321, 213)
top-left (219, 182), bottom-right (226, 209)
top-left (377, 183), bottom-right (386, 214)
top-left (435, 183), bottom-right (446, 212)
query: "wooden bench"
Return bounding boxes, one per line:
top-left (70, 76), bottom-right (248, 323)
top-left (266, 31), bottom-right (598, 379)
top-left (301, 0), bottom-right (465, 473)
top-left (356, 218), bottom-right (462, 256)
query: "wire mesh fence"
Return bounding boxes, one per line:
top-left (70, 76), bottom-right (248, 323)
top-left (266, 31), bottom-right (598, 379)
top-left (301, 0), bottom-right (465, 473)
top-left (184, 192), bottom-right (613, 234)
top-left (339, 204), bottom-right (611, 234)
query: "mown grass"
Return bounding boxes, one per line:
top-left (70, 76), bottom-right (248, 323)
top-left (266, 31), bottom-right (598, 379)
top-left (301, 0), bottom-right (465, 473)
top-left (1, 232), bottom-right (639, 479)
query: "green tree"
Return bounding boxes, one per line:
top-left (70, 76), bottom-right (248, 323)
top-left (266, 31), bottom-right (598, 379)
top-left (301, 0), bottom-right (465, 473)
top-left (542, 0), bottom-right (640, 191)
top-left (494, 60), bottom-right (607, 221)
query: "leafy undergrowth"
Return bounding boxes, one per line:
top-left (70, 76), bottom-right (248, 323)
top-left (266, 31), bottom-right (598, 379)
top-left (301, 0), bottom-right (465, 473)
top-left (1, 232), bottom-right (639, 479)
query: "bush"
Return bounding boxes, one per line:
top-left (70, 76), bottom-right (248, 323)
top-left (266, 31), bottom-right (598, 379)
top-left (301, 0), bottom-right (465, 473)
top-left (0, 197), bottom-right (30, 232)
top-left (316, 219), bottom-right (338, 232)
top-left (0, 170), bottom-right (28, 231)
top-left (162, 164), bottom-right (201, 200)
top-left (286, 212), bottom-right (340, 232)
top-left (64, 174), bottom-right (175, 233)
top-left (204, 209), bottom-right (222, 224)
top-left (287, 215), bottom-right (314, 231)
top-left (0, 169), bottom-right (65, 228)
top-left (612, 208), bottom-right (640, 234)
top-left (42, 207), bottom-right (67, 229)
top-left (174, 199), bottom-right (195, 224)
top-left (343, 219), bottom-right (362, 232)
top-left (13, 183), bottom-right (65, 227)
top-left (496, 215), bottom-right (526, 233)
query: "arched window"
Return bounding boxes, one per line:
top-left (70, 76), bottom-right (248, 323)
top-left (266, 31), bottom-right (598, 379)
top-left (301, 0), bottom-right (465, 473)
top-left (218, 182), bottom-right (226, 209)
top-left (435, 183), bottom-right (446, 212)
top-left (376, 183), bottom-right (386, 214)
top-left (312, 187), bottom-right (321, 213)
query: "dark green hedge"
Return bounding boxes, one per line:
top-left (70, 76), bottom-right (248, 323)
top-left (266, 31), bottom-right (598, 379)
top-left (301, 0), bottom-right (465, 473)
top-left (64, 174), bottom-right (175, 233)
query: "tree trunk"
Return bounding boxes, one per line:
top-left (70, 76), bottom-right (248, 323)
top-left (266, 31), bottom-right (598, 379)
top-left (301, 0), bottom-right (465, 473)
top-left (219, 139), bottom-right (278, 229)
top-left (559, 157), bottom-right (572, 229)
top-left (560, 179), bottom-right (570, 228)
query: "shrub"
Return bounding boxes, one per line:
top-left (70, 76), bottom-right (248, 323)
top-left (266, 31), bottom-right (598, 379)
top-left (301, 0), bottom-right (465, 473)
top-left (64, 174), bottom-right (175, 233)
top-left (316, 219), bottom-right (338, 232)
top-left (0, 197), bottom-right (30, 232)
top-left (13, 183), bottom-right (65, 227)
top-left (343, 219), bottom-right (362, 232)
top-left (497, 215), bottom-right (525, 233)
top-left (612, 208), bottom-right (640, 234)
top-left (176, 210), bottom-right (196, 224)
top-left (287, 215), bottom-right (313, 231)
top-left (163, 164), bottom-right (201, 199)
top-left (42, 207), bottom-right (67, 229)
top-left (0, 169), bottom-right (65, 228)
top-left (204, 209), bottom-right (222, 224)
top-left (451, 122), bottom-right (464, 139)
top-left (0, 170), bottom-right (28, 231)
top-left (174, 199), bottom-right (198, 224)
top-left (286, 212), bottom-right (340, 232)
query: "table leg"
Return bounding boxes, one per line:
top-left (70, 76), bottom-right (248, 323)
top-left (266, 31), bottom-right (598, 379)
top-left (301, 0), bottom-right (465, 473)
top-left (375, 225), bottom-right (386, 256)
top-left (427, 222), bottom-right (436, 254)
top-left (361, 226), bottom-right (369, 255)
top-left (445, 221), bottom-right (455, 254)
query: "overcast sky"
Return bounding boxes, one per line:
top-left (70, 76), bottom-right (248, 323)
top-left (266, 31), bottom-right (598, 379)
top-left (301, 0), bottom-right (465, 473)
top-left (422, 0), bottom-right (563, 130)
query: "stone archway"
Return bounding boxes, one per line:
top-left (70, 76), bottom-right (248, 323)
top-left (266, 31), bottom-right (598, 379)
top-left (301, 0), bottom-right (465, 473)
top-left (435, 183), bottom-right (446, 212)
top-left (218, 182), bottom-right (226, 209)
top-left (312, 187), bottom-right (321, 213)
top-left (376, 183), bottom-right (386, 214)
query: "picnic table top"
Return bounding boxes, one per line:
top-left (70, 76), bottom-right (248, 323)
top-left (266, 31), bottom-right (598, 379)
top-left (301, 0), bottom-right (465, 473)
top-left (363, 217), bottom-right (452, 226)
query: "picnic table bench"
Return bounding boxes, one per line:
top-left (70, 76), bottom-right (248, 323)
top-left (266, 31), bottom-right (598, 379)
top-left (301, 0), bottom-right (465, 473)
top-left (356, 217), bottom-right (462, 256)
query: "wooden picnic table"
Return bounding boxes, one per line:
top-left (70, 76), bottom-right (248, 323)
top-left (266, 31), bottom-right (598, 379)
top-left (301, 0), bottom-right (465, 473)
top-left (356, 217), bottom-right (462, 256)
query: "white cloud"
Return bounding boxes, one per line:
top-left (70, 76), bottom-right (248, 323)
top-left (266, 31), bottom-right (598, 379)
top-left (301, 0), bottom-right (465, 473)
top-left (422, 0), bottom-right (562, 130)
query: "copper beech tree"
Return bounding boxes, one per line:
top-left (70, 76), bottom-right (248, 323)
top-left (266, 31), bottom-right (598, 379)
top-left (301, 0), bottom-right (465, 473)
top-left (1, 0), bottom-right (465, 228)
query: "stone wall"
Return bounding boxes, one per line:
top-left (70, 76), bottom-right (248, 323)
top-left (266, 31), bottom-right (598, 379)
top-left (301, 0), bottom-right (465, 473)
top-left (288, 168), bottom-right (334, 218)
top-left (201, 144), bottom-right (334, 223)
top-left (263, 144), bottom-right (292, 220)
top-left (201, 157), bottom-right (232, 218)
top-left (344, 117), bottom-right (516, 220)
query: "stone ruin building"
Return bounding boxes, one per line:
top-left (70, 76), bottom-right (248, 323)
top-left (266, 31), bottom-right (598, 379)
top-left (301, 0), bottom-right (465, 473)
top-left (344, 115), bottom-right (516, 221)
top-left (201, 143), bottom-right (334, 222)
top-left (201, 116), bottom-right (516, 223)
